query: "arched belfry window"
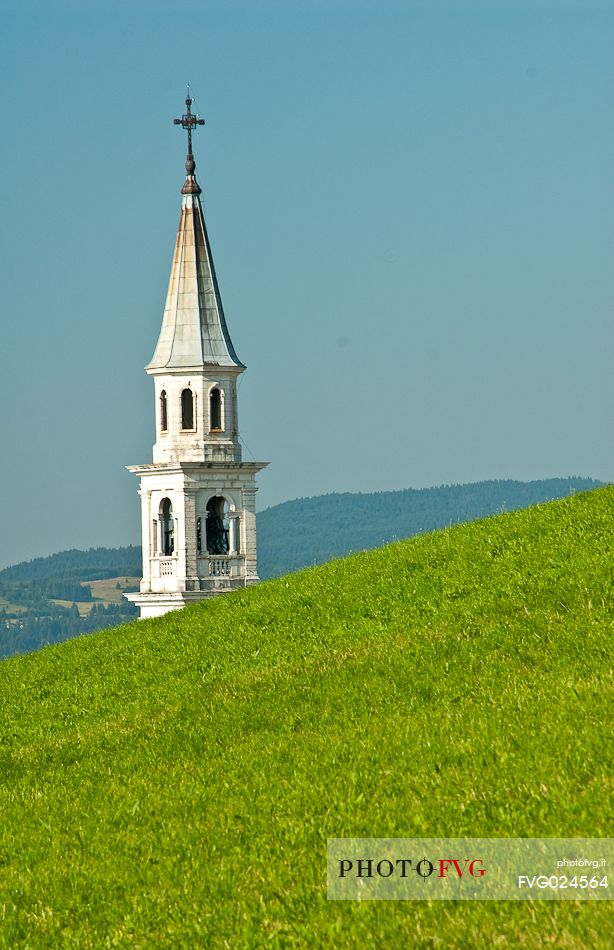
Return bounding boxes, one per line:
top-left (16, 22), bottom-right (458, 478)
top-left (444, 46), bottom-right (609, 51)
top-left (206, 497), bottom-right (230, 554)
top-left (160, 390), bottom-right (168, 432)
top-left (160, 498), bottom-right (175, 556)
top-left (181, 388), bottom-right (194, 430)
top-left (210, 387), bottom-right (222, 431)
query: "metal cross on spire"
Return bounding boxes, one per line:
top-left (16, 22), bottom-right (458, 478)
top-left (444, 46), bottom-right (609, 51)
top-left (174, 87), bottom-right (205, 195)
top-left (173, 86), bottom-right (205, 157)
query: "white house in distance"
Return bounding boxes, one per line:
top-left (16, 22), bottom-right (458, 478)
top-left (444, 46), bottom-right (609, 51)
top-left (125, 93), bottom-right (268, 619)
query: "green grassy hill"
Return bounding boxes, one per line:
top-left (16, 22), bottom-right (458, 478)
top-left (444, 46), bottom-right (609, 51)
top-left (0, 488), bottom-right (612, 947)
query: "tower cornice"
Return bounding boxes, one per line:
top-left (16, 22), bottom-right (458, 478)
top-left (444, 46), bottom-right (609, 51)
top-left (127, 461), bottom-right (269, 476)
top-left (145, 362), bottom-right (245, 378)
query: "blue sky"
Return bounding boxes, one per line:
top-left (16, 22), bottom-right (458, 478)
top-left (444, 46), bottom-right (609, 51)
top-left (1, 0), bottom-right (612, 568)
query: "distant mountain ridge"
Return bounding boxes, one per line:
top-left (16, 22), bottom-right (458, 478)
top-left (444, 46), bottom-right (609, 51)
top-left (0, 477), bottom-right (603, 658)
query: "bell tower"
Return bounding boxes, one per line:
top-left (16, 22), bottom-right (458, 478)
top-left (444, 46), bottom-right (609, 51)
top-left (126, 92), bottom-right (268, 619)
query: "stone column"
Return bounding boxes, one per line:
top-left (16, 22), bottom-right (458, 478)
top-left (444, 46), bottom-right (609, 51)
top-left (139, 485), bottom-right (152, 593)
top-left (228, 516), bottom-right (236, 555)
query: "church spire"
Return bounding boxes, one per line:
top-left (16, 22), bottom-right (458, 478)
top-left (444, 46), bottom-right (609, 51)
top-left (147, 90), bottom-right (244, 372)
top-left (173, 86), bottom-right (204, 196)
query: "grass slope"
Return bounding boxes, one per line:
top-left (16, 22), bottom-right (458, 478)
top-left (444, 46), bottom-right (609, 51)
top-left (0, 488), bottom-right (612, 948)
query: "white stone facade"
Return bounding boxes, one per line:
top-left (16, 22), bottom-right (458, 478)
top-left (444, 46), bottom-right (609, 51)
top-left (151, 369), bottom-right (242, 465)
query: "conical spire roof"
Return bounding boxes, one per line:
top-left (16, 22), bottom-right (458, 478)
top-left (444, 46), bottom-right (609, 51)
top-left (147, 94), bottom-right (244, 372)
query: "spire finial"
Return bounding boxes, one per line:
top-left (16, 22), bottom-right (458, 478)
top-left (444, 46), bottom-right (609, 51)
top-left (173, 86), bottom-right (205, 195)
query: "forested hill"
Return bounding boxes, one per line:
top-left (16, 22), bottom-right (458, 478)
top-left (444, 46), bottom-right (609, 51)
top-left (256, 477), bottom-right (603, 577)
top-left (0, 546), bottom-right (142, 585)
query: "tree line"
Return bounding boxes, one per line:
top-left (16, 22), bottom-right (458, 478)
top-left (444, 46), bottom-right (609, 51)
top-left (0, 602), bottom-right (138, 660)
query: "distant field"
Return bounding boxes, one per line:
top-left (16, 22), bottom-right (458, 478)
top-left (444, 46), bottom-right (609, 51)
top-left (88, 576), bottom-right (140, 604)
top-left (49, 577), bottom-right (140, 617)
top-left (0, 597), bottom-right (25, 614)
top-left (48, 599), bottom-right (93, 617)
top-left (0, 488), bottom-right (611, 947)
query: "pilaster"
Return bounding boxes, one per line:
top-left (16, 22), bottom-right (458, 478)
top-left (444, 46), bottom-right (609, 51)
top-left (182, 485), bottom-right (200, 591)
top-left (242, 486), bottom-right (259, 581)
